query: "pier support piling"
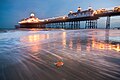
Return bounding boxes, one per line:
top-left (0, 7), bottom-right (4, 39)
top-left (106, 16), bottom-right (111, 29)
top-left (85, 20), bottom-right (97, 29)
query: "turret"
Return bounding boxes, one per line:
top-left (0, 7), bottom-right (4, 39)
top-left (77, 7), bottom-right (81, 12)
top-left (88, 6), bottom-right (93, 11)
top-left (69, 10), bottom-right (73, 14)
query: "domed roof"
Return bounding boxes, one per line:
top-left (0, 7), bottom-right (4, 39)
top-left (30, 13), bottom-right (35, 17)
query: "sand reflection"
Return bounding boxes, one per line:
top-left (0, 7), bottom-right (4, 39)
top-left (67, 30), bottom-right (120, 52)
top-left (20, 32), bottom-right (50, 53)
top-left (62, 32), bottom-right (66, 48)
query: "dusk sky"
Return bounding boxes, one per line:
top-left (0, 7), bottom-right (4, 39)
top-left (0, 0), bottom-right (120, 28)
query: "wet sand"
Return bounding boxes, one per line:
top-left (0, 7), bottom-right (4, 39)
top-left (0, 29), bottom-right (120, 80)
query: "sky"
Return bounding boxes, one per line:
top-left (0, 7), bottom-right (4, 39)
top-left (0, 0), bottom-right (120, 28)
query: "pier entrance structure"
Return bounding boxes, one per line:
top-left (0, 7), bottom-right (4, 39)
top-left (18, 13), bottom-right (45, 28)
top-left (19, 6), bottom-right (120, 29)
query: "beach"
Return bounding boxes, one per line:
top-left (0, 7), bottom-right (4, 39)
top-left (0, 29), bottom-right (120, 80)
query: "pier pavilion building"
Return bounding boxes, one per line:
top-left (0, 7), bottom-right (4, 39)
top-left (18, 13), bottom-right (45, 28)
top-left (68, 6), bottom-right (94, 19)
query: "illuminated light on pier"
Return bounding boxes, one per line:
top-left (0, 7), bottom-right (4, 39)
top-left (93, 11), bottom-right (97, 15)
top-left (62, 16), bottom-right (67, 19)
top-left (114, 6), bottom-right (120, 12)
top-left (18, 13), bottom-right (41, 24)
top-left (95, 8), bottom-right (108, 14)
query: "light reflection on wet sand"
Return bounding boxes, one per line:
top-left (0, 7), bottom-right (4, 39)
top-left (0, 29), bottom-right (120, 80)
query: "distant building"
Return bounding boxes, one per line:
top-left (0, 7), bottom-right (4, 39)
top-left (68, 6), bottom-right (94, 19)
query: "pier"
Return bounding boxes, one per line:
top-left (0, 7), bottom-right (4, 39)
top-left (19, 6), bottom-right (120, 29)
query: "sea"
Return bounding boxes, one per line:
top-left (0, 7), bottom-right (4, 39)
top-left (0, 29), bottom-right (120, 80)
